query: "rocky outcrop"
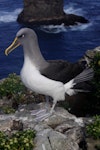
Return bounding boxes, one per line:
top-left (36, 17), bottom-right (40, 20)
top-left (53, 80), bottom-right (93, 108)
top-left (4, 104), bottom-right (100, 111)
top-left (1, 102), bottom-right (100, 150)
top-left (79, 46), bottom-right (100, 67)
top-left (17, 0), bottom-right (88, 25)
top-left (0, 103), bottom-right (89, 150)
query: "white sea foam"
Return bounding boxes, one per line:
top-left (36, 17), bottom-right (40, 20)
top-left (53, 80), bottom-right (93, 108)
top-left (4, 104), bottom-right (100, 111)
top-left (69, 22), bottom-right (92, 31)
top-left (40, 22), bottom-right (92, 34)
top-left (64, 3), bottom-right (85, 16)
top-left (0, 8), bottom-right (22, 23)
top-left (40, 24), bottom-right (67, 33)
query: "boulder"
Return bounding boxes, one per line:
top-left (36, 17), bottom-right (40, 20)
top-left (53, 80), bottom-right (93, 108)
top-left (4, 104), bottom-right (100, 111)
top-left (17, 0), bottom-right (88, 25)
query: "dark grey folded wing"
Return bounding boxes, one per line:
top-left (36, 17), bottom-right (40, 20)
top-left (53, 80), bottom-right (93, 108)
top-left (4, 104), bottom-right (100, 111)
top-left (41, 60), bottom-right (84, 83)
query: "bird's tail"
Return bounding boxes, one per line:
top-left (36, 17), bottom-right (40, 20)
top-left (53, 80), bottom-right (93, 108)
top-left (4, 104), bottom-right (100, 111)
top-left (64, 68), bottom-right (94, 96)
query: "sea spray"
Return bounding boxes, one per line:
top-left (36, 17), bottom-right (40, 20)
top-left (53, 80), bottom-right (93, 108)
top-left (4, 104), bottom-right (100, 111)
top-left (0, 8), bottom-right (22, 23)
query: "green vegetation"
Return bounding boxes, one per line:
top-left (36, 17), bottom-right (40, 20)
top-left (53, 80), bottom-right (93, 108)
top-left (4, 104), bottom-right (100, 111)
top-left (0, 129), bottom-right (36, 150)
top-left (0, 73), bottom-right (26, 101)
top-left (91, 52), bottom-right (100, 99)
top-left (2, 106), bottom-right (16, 114)
top-left (86, 54), bottom-right (100, 143)
top-left (0, 74), bottom-right (36, 149)
top-left (86, 115), bottom-right (100, 139)
top-left (85, 52), bottom-right (100, 114)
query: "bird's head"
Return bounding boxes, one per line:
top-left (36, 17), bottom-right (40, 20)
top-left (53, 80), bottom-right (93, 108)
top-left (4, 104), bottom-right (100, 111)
top-left (5, 28), bottom-right (37, 55)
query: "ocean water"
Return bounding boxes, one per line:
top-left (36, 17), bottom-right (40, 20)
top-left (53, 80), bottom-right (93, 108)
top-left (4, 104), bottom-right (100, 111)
top-left (0, 0), bottom-right (100, 79)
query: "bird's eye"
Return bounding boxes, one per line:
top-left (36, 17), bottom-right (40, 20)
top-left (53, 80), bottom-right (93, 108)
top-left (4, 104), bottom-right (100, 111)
top-left (18, 34), bottom-right (25, 38)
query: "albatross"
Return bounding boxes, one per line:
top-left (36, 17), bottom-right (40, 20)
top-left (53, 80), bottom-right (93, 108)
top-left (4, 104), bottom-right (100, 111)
top-left (5, 28), bottom-right (94, 120)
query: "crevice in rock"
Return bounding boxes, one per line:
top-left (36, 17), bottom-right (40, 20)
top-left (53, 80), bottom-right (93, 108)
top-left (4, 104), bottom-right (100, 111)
top-left (78, 140), bottom-right (87, 150)
top-left (47, 136), bottom-right (53, 150)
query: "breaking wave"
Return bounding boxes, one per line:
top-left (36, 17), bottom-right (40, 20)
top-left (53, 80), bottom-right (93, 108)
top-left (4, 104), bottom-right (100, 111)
top-left (40, 24), bottom-right (67, 33)
top-left (40, 22), bottom-right (92, 33)
top-left (69, 22), bottom-right (92, 31)
top-left (64, 3), bottom-right (85, 16)
top-left (0, 8), bottom-right (22, 23)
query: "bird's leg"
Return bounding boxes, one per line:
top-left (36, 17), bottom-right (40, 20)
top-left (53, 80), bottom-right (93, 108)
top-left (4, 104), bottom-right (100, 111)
top-left (31, 96), bottom-right (50, 115)
top-left (32, 98), bottom-right (57, 122)
top-left (50, 100), bottom-right (57, 114)
top-left (36, 100), bottom-right (57, 121)
top-left (45, 96), bottom-right (51, 112)
top-left (31, 109), bottom-right (46, 115)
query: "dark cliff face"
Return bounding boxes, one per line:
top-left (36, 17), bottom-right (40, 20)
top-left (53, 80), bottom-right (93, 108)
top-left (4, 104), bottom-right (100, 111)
top-left (17, 0), bottom-right (88, 25)
top-left (23, 0), bottom-right (64, 19)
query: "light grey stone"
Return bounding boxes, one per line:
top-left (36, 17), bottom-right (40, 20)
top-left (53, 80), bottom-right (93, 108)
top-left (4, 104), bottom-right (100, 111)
top-left (0, 117), bottom-right (13, 131)
top-left (34, 134), bottom-right (52, 150)
top-left (48, 130), bottom-right (79, 150)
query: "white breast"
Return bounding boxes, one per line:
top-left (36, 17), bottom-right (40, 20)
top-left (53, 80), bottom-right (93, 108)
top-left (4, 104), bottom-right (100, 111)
top-left (20, 58), bottom-right (65, 101)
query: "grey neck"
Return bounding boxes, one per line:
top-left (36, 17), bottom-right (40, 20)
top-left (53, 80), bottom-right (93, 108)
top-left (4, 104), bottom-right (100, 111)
top-left (23, 38), bottom-right (49, 70)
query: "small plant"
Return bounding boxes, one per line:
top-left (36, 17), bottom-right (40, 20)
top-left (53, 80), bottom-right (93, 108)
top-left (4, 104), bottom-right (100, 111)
top-left (86, 115), bottom-right (100, 139)
top-left (0, 73), bottom-right (27, 102)
top-left (2, 106), bottom-right (16, 114)
top-left (0, 129), bottom-right (36, 150)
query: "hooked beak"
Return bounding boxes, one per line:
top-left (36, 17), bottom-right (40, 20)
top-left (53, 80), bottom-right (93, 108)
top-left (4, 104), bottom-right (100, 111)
top-left (5, 37), bottom-right (21, 56)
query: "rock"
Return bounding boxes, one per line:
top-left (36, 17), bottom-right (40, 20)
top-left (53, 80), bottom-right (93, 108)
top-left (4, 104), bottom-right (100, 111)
top-left (86, 138), bottom-right (100, 150)
top-left (0, 104), bottom-right (88, 150)
top-left (34, 128), bottom-right (81, 150)
top-left (0, 117), bottom-right (13, 131)
top-left (34, 123), bottom-right (51, 133)
top-left (34, 136), bottom-right (52, 150)
top-left (11, 120), bottom-right (23, 131)
top-left (0, 97), bottom-right (13, 108)
top-left (44, 107), bottom-right (75, 128)
top-left (65, 127), bottom-right (85, 143)
top-left (55, 120), bottom-right (82, 133)
top-left (84, 46), bottom-right (100, 66)
top-left (34, 129), bottom-right (52, 150)
top-left (79, 46), bottom-right (100, 67)
top-left (17, 0), bottom-right (88, 25)
top-left (49, 130), bottom-right (79, 150)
